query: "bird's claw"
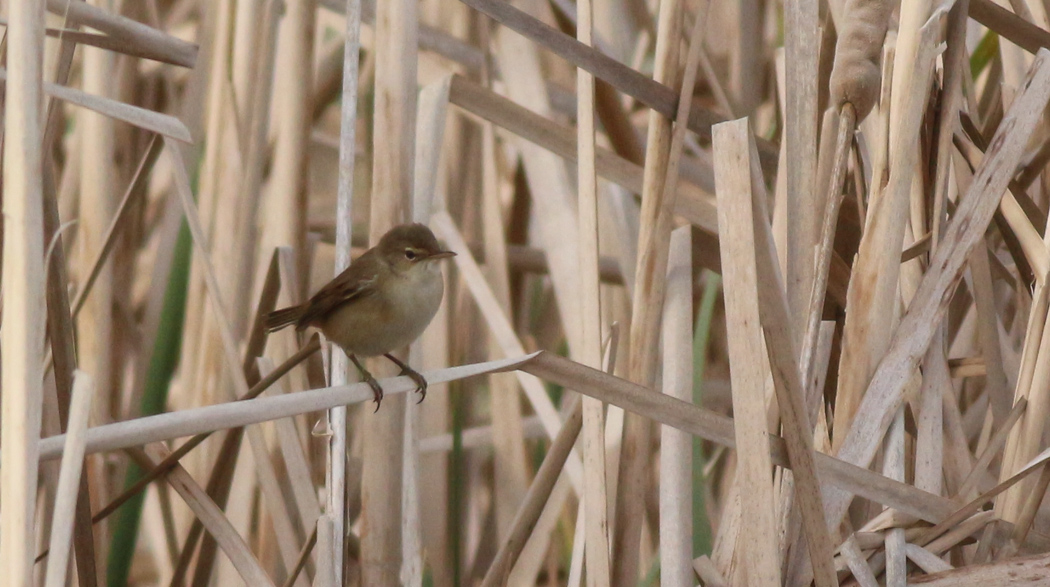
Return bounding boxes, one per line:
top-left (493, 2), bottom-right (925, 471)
top-left (400, 367), bottom-right (428, 403)
top-left (363, 374), bottom-right (385, 412)
top-left (383, 353), bottom-right (428, 403)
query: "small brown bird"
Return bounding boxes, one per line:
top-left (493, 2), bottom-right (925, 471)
top-left (266, 223), bottom-right (455, 409)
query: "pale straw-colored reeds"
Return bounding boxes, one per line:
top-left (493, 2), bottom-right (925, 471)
top-left (13, 0), bottom-right (1050, 584)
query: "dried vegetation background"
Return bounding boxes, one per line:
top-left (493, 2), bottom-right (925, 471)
top-left (8, 0), bottom-right (1050, 585)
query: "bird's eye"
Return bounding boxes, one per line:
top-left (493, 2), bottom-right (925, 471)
top-left (405, 249), bottom-right (417, 260)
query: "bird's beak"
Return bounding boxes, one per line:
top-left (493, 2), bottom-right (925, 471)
top-left (427, 250), bottom-right (457, 260)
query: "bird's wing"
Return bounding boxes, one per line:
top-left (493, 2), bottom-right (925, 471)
top-left (295, 258), bottom-right (380, 329)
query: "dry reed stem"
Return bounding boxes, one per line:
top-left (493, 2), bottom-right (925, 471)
top-left (801, 102), bottom-right (855, 406)
top-left (43, 372), bottom-right (94, 587)
top-left (326, 0), bottom-right (362, 580)
top-left (33, 349), bottom-right (999, 563)
top-left (187, 318), bottom-right (300, 584)
top-left (575, 0), bottom-right (612, 578)
top-left (967, 234), bottom-right (1014, 426)
top-left (70, 135), bottom-right (164, 318)
top-left (931, 0), bottom-right (968, 247)
top-left (63, 338), bottom-right (320, 538)
top-left (738, 119), bottom-right (837, 586)
top-left (322, 0), bottom-right (485, 74)
top-left (39, 355), bottom-right (536, 462)
top-left (659, 226), bottom-right (693, 585)
top-left (953, 133), bottom-right (1049, 291)
top-left (465, 17), bottom-right (530, 546)
top-left (402, 75), bottom-right (451, 587)
top-left (884, 410), bottom-right (907, 586)
top-left (418, 417), bottom-right (545, 452)
top-left (77, 47), bottom-right (117, 548)
top-left (693, 555), bottom-right (727, 586)
top-left (181, 0), bottom-right (236, 400)
top-left (313, 514), bottom-right (336, 587)
top-left (1003, 276), bottom-right (1050, 523)
top-left (360, 0), bottom-right (416, 579)
top-left (783, 0), bottom-right (820, 341)
top-left (42, 27), bottom-right (180, 65)
top-left (905, 543), bottom-right (954, 574)
top-left (713, 120), bottom-right (781, 586)
top-left (999, 277), bottom-right (1050, 518)
top-left (44, 0), bottom-right (197, 67)
top-left (0, 0), bottom-right (47, 583)
top-left (413, 80), bottom-right (453, 587)
top-left (917, 444), bottom-right (1050, 552)
top-left (270, 0), bottom-right (315, 276)
top-left (915, 339), bottom-right (948, 496)
top-left (0, 69), bottom-right (192, 141)
top-left (229, 0), bottom-right (282, 337)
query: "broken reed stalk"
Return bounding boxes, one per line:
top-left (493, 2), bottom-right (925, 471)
top-left (713, 121), bottom-right (782, 586)
top-left (800, 102), bottom-right (855, 400)
top-left (726, 118), bottom-right (838, 586)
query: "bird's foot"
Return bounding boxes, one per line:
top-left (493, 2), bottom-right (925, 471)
top-left (402, 366), bottom-right (428, 403)
top-left (362, 372), bottom-right (385, 412)
top-left (384, 353), bottom-right (428, 403)
top-left (350, 355), bottom-right (384, 412)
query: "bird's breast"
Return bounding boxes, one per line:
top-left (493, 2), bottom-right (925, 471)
top-left (321, 263), bottom-right (444, 357)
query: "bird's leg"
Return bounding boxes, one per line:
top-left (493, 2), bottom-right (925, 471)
top-left (383, 353), bottom-right (428, 403)
top-left (349, 354), bottom-right (384, 412)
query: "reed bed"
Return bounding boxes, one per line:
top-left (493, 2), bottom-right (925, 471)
top-left (10, 0), bottom-right (1050, 585)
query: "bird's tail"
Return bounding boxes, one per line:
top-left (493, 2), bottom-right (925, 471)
top-left (265, 305), bottom-right (305, 332)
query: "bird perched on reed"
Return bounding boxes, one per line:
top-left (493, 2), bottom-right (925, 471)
top-left (266, 223), bottom-right (455, 409)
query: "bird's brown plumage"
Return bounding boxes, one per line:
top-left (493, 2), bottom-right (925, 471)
top-left (264, 223), bottom-right (449, 335)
